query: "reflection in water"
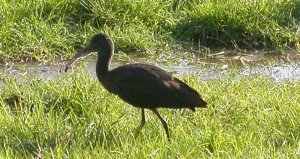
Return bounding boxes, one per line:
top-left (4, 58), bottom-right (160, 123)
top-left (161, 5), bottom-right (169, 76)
top-left (1, 52), bottom-right (300, 83)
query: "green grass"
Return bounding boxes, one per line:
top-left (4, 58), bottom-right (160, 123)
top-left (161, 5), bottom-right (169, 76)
top-left (0, 69), bottom-right (300, 158)
top-left (173, 0), bottom-right (300, 49)
top-left (0, 0), bottom-right (299, 62)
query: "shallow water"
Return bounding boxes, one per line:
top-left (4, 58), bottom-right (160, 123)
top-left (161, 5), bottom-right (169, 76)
top-left (1, 51), bottom-right (300, 85)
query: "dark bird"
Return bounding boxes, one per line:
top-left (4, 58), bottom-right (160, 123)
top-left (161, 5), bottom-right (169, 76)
top-left (65, 33), bottom-right (207, 141)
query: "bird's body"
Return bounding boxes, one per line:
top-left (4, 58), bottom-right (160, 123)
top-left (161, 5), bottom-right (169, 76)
top-left (65, 33), bottom-right (207, 141)
top-left (99, 63), bottom-right (206, 111)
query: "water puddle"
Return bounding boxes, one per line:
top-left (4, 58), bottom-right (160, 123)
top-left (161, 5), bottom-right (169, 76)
top-left (1, 51), bottom-right (300, 85)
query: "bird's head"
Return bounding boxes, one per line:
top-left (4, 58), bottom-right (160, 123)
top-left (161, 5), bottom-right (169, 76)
top-left (88, 33), bottom-right (114, 53)
top-left (64, 33), bottom-right (114, 72)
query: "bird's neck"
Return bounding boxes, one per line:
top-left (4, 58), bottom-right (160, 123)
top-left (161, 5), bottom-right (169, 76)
top-left (96, 47), bottom-right (113, 80)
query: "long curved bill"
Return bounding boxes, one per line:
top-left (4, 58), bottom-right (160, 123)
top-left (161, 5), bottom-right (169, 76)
top-left (64, 45), bottom-right (93, 72)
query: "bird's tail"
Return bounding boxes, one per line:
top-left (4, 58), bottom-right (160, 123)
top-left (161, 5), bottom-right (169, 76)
top-left (173, 77), bottom-right (208, 111)
top-left (196, 97), bottom-right (207, 108)
top-left (189, 96), bottom-right (207, 111)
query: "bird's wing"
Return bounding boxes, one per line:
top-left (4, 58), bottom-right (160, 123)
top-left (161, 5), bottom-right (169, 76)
top-left (108, 65), bottom-right (176, 106)
top-left (108, 64), bottom-right (206, 108)
top-left (112, 65), bottom-right (172, 92)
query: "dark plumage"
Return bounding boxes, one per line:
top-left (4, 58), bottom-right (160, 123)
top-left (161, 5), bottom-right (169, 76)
top-left (65, 33), bottom-right (207, 141)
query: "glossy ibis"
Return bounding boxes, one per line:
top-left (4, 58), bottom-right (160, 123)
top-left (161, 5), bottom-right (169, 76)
top-left (65, 33), bottom-right (207, 141)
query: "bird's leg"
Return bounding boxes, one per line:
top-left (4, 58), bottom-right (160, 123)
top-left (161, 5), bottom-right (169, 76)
top-left (152, 109), bottom-right (170, 142)
top-left (134, 108), bottom-right (146, 139)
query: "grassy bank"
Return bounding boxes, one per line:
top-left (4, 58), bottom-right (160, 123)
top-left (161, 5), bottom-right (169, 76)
top-left (0, 0), bottom-right (299, 62)
top-left (0, 69), bottom-right (300, 158)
